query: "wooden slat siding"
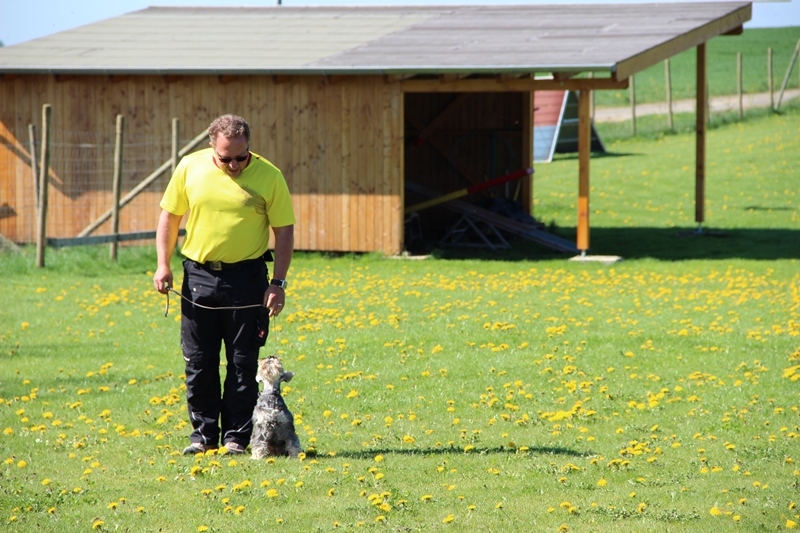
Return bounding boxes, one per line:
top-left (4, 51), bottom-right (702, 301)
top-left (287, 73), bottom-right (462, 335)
top-left (0, 74), bottom-right (403, 254)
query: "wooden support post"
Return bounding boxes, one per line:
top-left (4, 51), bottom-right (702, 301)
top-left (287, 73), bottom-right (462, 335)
top-left (171, 118), bottom-right (179, 175)
top-left (696, 44), bottom-right (707, 227)
top-left (737, 51), bottom-right (744, 120)
top-left (110, 114), bottom-right (125, 261)
top-left (577, 89), bottom-right (591, 253)
top-left (629, 74), bottom-right (637, 135)
top-left (36, 104), bottom-right (52, 268)
top-left (665, 59), bottom-right (674, 131)
top-left (28, 124), bottom-right (39, 214)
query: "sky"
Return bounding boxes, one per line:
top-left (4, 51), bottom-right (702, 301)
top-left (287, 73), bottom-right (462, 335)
top-left (1, 0), bottom-right (798, 47)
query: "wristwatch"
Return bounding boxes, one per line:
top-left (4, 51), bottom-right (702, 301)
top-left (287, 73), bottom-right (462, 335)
top-left (270, 278), bottom-right (288, 289)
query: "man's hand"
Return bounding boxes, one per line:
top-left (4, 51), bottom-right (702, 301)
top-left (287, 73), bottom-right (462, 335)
top-left (153, 266), bottom-right (173, 294)
top-left (263, 286), bottom-right (285, 317)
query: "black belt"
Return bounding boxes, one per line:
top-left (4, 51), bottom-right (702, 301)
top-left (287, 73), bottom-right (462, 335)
top-left (194, 258), bottom-right (263, 271)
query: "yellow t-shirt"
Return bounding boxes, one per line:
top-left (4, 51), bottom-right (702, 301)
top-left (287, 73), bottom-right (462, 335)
top-left (160, 148), bottom-right (295, 263)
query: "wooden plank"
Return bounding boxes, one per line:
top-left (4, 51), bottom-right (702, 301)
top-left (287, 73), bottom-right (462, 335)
top-left (340, 78), bottom-right (352, 251)
top-left (387, 82), bottom-right (403, 255)
top-left (615, 4), bottom-right (750, 80)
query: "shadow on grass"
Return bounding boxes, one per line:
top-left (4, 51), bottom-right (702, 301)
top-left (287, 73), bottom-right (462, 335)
top-left (316, 444), bottom-right (590, 459)
top-left (434, 227), bottom-right (800, 261)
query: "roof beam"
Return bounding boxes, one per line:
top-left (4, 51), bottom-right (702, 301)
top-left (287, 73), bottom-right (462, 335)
top-left (614, 4), bottom-right (751, 80)
top-left (402, 76), bottom-right (628, 93)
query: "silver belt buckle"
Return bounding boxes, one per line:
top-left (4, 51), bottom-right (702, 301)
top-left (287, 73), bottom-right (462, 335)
top-left (207, 261), bottom-right (223, 271)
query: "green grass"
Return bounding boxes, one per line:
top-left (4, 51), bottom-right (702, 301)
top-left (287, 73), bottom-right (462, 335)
top-left (1, 106), bottom-right (799, 532)
top-left (594, 27), bottom-right (800, 107)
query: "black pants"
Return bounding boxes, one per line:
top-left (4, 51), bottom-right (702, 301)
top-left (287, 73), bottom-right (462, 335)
top-left (180, 259), bottom-right (269, 448)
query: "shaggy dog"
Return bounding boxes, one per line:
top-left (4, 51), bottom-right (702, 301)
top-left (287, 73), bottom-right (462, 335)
top-left (251, 356), bottom-right (302, 459)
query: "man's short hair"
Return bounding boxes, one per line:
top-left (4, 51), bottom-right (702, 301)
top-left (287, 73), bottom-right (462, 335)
top-left (208, 114), bottom-right (250, 145)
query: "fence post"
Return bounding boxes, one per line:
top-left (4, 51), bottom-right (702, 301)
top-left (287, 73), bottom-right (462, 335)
top-left (737, 51), bottom-right (744, 120)
top-left (768, 47), bottom-right (774, 110)
top-left (109, 114), bottom-right (125, 261)
top-left (629, 74), bottom-right (636, 136)
top-left (776, 38), bottom-right (800, 111)
top-left (665, 59), bottom-right (673, 131)
top-left (35, 104), bottom-right (52, 268)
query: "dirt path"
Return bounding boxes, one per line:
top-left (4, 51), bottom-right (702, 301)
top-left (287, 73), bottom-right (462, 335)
top-left (594, 88), bottom-right (800, 123)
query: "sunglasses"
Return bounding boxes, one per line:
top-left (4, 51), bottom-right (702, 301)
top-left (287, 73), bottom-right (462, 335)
top-left (215, 150), bottom-right (250, 164)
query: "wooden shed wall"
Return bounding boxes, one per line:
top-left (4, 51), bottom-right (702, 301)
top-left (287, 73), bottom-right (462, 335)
top-left (0, 74), bottom-right (404, 254)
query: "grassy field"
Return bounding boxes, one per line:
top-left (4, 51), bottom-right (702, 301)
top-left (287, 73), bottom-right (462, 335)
top-left (1, 101), bottom-right (798, 532)
top-left (594, 27), bottom-right (800, 107)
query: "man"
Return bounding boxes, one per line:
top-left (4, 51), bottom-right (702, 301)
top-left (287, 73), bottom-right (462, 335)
top-left (153, 114), bottom-right (295, 455)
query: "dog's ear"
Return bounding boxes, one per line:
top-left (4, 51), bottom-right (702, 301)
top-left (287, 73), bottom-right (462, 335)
top-left (281, 371), bottom-right (295, 383)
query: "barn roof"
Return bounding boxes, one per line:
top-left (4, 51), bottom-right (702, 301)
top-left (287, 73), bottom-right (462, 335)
top-left (0, 3), bottom-right (751, 80)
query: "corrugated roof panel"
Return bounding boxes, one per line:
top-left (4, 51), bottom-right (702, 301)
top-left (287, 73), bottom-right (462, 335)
top-left (0, 3), bottom-right (751, 75)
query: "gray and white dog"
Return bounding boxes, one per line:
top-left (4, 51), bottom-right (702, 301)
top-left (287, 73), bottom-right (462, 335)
top-left (251, 356), bottom-right (302, 459)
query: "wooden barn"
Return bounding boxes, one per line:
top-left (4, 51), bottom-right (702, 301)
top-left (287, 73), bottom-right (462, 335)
top-left (0, 3), bottom-right (751, 255)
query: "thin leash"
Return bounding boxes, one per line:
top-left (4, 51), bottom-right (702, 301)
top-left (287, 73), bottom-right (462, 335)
top-left (164, 285), bottom-right (282, 357)
top-left (163, 286), bottom-right (264, 316)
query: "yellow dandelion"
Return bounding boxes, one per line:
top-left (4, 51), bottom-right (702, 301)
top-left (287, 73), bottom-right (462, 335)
top-left (443, 514), bottom-right (455, 523)
top-left (709, 506), bottom-right (723, 516)
top-left (597, 478), bottom-right (607, 487)
top-left (266, 488), bottom-right (279, 498)
top-left (92, 519), bottom-right (104, 529)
